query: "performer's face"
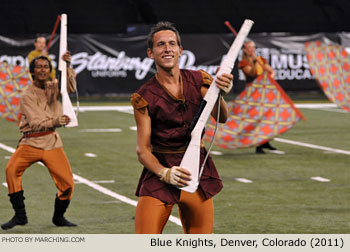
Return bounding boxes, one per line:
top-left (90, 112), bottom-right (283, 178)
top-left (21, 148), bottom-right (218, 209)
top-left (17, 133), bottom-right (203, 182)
top-left (35, 37), bottom-right (46, 51)
top-left (147, 30), bottom-right (182, 71)
top-left (34, 59), bottom-right (51, 82)
top-left (244, 41), bottom-right (256, 57)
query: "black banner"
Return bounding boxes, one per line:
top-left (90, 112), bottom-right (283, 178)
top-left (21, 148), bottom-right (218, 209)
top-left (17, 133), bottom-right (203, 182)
top-left (1, 33), bottom-right (349, 96)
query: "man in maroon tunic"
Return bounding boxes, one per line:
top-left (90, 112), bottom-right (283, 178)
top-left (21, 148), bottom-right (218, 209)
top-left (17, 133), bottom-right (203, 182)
top-left (131, 21), bottom-right (233, 234)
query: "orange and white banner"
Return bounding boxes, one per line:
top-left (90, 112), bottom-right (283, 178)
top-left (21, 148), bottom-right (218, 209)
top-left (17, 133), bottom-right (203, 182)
top-left (0, 62), bottom-right (31, 122)
top-left (305, 41), bottom-right (350, 112)
top-left (204, 72), bottom-right (305, 149)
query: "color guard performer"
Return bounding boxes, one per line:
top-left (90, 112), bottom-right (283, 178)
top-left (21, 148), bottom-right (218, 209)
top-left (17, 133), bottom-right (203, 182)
top-left (239, 40), bottom-right (277, 153)
top-left (131, 22), bottom-right (233, 234)
top-left (1, 52), bottom-right (77, 230)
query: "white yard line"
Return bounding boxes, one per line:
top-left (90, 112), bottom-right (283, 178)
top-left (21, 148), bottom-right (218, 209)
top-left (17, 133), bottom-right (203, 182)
top-left (268, 150), bottom-right (285, 155)
top-left (84, 153), bottom-right (97, 157)
top-left (311, 177), bottom-right (331, 182)
top-left (274, 137), bottom-right (350, 155)
top-left (72, 174), bottom-right (181, 225)
top-left (78, 106), bottom-right (134, 114)
top-left (294, 103), bottom-right (336, 109)
top-left (294, 103), bottom-right (346, 113)
top-left (0, 143), bottom-right (16, 153)
top-left (210, 151), bottom-right (223, 155)
top-left (235, 178), bottom-right (253, 183)
top-left (0, 142), bottom-right (182, 227)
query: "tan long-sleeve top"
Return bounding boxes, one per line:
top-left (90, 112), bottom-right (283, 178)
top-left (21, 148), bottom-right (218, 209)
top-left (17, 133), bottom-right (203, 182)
top-left (18, 68), bottom-right (77, 150)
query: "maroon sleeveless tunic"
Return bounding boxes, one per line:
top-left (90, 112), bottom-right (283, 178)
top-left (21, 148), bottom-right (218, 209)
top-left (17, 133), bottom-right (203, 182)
top-left (132, 69), bottom-right (223, 204)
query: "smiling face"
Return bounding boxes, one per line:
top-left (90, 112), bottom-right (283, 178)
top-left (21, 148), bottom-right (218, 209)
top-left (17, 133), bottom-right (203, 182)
top-left (147, 30), bottom-right (183, 72)
top-left (33, 58), bottom-right (51, 85)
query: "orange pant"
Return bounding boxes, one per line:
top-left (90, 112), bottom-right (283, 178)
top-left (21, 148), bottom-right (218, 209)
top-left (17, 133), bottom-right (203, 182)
top-left (6, 145), bottom-right (74, 200)
top-left (135, 189), bottom-right (214, 234)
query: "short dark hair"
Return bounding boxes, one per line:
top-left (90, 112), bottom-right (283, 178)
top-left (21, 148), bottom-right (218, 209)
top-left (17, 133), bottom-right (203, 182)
top-left (34, 36), bottom-right (46, 43)
top-left (29, 56), bottom-right (52, 78)
top-left (147, 21), bottom-right (181, 50)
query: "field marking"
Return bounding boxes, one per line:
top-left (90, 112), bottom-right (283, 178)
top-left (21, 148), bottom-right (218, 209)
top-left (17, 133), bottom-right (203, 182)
top-left (0, 142), bottom-right (182, 227)
top-left (294, 104), bottom-right (347, 113)
top-left (0, 143), bottom-right (16, 153)
top-left (311, 177), bottom-right (330, 182)
top-left (269, 150), bottom-right (285, 155)
top-left (235, 178), bottom-right (253, 183)
top-left (2, 182), bottom-right (8, 188)
top-left (294, 104), bottom-right (336, 109)
top-left (84, 153), bottom-right (97, 157)
top-left (78, 106), bottom-right (134, 114)
top-left (210, 151), bottom-right (223, 155)
top-left (274, 137), bottom-right (350, 155)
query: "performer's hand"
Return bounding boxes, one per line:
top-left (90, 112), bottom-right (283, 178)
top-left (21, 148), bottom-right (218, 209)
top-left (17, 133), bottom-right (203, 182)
top-left (45, 78), bottom-right (59, 89)
top-left (216, 73), bottom-right (233, 95)
top-left (58, 115), bottom-right (71, 126)
top-left (62, 51), bottom-right (71, 66)
top-left (270, 70), bottom-right (276, 79)
top-left (158, 166), bottom-right (191, 187)
top-left (45, 79), bottom-right (59, 105)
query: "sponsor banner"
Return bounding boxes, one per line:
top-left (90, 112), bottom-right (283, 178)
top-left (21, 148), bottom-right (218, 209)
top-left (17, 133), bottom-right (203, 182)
top-left (0, 33), bottom-right (349, 96)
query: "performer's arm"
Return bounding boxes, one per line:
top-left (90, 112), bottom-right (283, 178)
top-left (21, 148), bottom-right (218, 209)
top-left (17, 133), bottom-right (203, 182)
top-left (62, 51), bottom-right (77, 93)
top-left (134, 107), bottom-right (162, 174)
top-left (66, 68), bottom-right (77, 93)
top-left (242, 60), bottom-right (258, 78)
top-left (134, 106), bottom-right (191, 186)
top-left (20, 94), bottom-right (69, 131)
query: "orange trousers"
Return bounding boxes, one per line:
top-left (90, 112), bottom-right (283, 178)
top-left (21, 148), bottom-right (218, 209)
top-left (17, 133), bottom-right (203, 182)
top-left (5, 145), bottom-right (74, 200)
top-left (134, 189), bottom-right (214, 234)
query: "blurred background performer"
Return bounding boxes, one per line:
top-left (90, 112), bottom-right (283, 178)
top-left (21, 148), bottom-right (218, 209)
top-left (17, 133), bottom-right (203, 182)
top-left (239, 40), bottom-right (277, 154)
top-left (27, 36), bottom-right (56, 80)
top-left (1, 53), bottom-right (77, 230)
top-left (131, 21), bottom-right (233, 234)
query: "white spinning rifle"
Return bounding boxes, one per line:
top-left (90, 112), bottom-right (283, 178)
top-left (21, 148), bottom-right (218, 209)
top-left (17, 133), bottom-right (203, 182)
top-left (59, 13), bottom-right (78, 127)
top-left (179, 19), bottom-right (254, 193)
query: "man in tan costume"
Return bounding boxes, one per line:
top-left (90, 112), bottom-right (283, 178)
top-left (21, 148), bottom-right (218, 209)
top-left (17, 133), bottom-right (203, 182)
top-left (1, 53), bottom-right (77, 230)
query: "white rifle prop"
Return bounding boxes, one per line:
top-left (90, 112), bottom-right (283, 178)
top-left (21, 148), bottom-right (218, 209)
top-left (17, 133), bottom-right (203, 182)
top-left (59, 13), bottom-right (78, 127)
top-left (179, 19), bottom-right (254, 193)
